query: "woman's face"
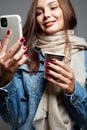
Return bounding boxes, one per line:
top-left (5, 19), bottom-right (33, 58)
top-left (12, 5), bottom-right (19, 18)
top-left (36, 0), bottom-right (64, 35)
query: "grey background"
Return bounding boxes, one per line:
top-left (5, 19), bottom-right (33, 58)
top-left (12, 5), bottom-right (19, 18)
top-left (0, 0), bottom-right (87, 130)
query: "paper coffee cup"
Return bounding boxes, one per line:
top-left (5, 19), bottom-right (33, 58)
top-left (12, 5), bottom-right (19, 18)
top-left (44, 52), bottom-right (65, 78)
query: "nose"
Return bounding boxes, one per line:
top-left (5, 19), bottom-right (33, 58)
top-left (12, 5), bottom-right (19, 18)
top-left (44, 8), bottom-right (51, 18)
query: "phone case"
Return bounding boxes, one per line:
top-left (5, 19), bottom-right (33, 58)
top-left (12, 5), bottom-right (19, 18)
top-left (0, 14), bottom-right (23, 50)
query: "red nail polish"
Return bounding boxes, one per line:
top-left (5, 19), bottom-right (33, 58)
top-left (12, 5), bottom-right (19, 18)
top-left (20, 37), bottom-right (25, 42)
top-left (51, 58), bottom-right (56, 62)
top-left (46, 62), bottom-right (50, 66)
top-left (7, 30), bottom-right (10, 35)
top-left (24, 54), bottom-right (28, 57)
top-left (23, 46), bottom-right (28, 50)
top-left (46, 69), bottom-right (50, 73)
top-left (47, 77), bottom-right (51, 80)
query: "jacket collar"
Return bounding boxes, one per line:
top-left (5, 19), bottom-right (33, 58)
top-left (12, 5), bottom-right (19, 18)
top-left (19, 48), bottom-right (45, 72)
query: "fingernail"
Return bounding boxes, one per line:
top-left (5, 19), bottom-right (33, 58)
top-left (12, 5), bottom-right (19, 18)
top-left (51, 58), bottom-right (56, 63)
top-left (20, 37), bottom-right (25, 42)
top-left (47, 77), bottom-right (51, 80)
top-left (46, 62), bottom-right (50, 66)
top-left (7, 29), bottom-right (10, 35)
top-left (45, 69), bottom-right (50, 73)
top-left (23, 45), bottom-right (28, 50)
top-left (24, 54), bottom-right (28, 57)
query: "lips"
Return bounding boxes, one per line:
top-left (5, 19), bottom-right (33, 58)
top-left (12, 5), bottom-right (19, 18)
top-left (43, 20), bottom-right (56, 27)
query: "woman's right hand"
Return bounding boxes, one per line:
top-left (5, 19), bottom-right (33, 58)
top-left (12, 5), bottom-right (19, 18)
top-left (0, 29), bottom-right (28, 87)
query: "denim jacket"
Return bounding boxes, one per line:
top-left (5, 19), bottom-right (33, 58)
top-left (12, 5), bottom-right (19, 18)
top-left (0, 48), bottom-right (87, 130)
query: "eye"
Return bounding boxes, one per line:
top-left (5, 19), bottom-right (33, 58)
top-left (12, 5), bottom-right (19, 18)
top-left (36, 10), bottom-right (43, 16)
top-left (51, 6), bottom-right (58, 10)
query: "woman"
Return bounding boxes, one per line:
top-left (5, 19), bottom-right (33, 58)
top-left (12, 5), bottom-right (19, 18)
top-left (0, 0), bottom-right (87, 130)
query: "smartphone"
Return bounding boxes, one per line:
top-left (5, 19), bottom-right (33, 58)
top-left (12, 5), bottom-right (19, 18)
top-left (0, 14), bottom-right (23, 50)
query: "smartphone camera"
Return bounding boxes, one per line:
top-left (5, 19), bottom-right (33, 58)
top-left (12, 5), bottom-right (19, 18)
top-left (1, 17), bottom-right (7, 27)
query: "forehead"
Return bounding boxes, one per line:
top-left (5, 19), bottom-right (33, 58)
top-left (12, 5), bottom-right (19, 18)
top-left (36, 0), bottom-right (59, 6)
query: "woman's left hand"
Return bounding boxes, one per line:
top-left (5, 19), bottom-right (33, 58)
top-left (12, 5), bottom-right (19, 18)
top-left (45, 58), bottom-right (75, 94)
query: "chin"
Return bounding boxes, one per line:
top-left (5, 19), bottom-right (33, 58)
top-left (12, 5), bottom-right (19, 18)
top-left (44, 27), bottom-right (61, 35)
top-left (45, 30), bottom-right (59, 35)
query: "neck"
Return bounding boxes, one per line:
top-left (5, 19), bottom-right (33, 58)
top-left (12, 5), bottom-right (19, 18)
top-left (37, 30), bottom-right (74, 39)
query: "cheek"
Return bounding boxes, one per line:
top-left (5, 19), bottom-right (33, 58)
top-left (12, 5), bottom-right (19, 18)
top-left (57, 12), bottom-right (64, 26)
top-left (36, 16), bottom-right (43, 27)
top-left (56, 9), bottom-right (64, 20)
top-left (60, 17), bottom-right (64, 28)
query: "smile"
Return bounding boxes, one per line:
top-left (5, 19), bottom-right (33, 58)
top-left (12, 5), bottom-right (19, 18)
top-left (44, 20), bottom-right (56, 27)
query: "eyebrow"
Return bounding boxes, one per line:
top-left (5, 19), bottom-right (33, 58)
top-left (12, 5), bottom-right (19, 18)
top-left (36, 1), bottom-right (59, 10)
top-left (48, 1), bottom-right (58, 5)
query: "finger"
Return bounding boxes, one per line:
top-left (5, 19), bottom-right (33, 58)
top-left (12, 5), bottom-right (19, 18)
top-left (0, 39), bottom-right (2, 47)
top-left (9, 54), bottom-right (28, 73)
top-left (2, 37), bottom-right (25, 62)
top-left (46, 68), bottom-right (70, 83)
top-left (2, 29), bottom-right (12, 52)
top-left (47, 77), bottom-right (74, 93)
top-left (46, 61), bottom-right (74, 80)
top-left (0, 40), bottom-right (3, 56)
top-left (51, 58), bottom-right (71, 72)
top-left (17, 54), bottom-right (29, 66)
top-left (6, 45), bottom-right (28, 67)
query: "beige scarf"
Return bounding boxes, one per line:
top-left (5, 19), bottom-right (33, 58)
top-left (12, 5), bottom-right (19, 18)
top-left (36, 30), bottom-right (87, 63)
top-left (34, 30), bottom-right (87, 130)
top-left (36, 30), bottom-right (87, 53)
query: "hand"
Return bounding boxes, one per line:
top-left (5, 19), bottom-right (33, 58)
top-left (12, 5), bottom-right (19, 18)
top-left (45, 58), bottom-right (75, 94)
top-left (0, 29), bottom-right (12, 58)
top-left (0, 29), bottom-right (28, 86)
top-left (0, 29), bottom-right (28, 73)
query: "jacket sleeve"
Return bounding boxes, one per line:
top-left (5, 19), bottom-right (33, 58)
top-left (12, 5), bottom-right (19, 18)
top-left (0, 70), bottom-right (28, 128)
top-left (64, 80), bottom-right (87, 130)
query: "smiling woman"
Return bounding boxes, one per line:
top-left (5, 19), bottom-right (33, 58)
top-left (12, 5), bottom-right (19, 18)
top-left (0, 0), bottom-right (87, 130)
top-left (36, 0), bottom-right (64, 34)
